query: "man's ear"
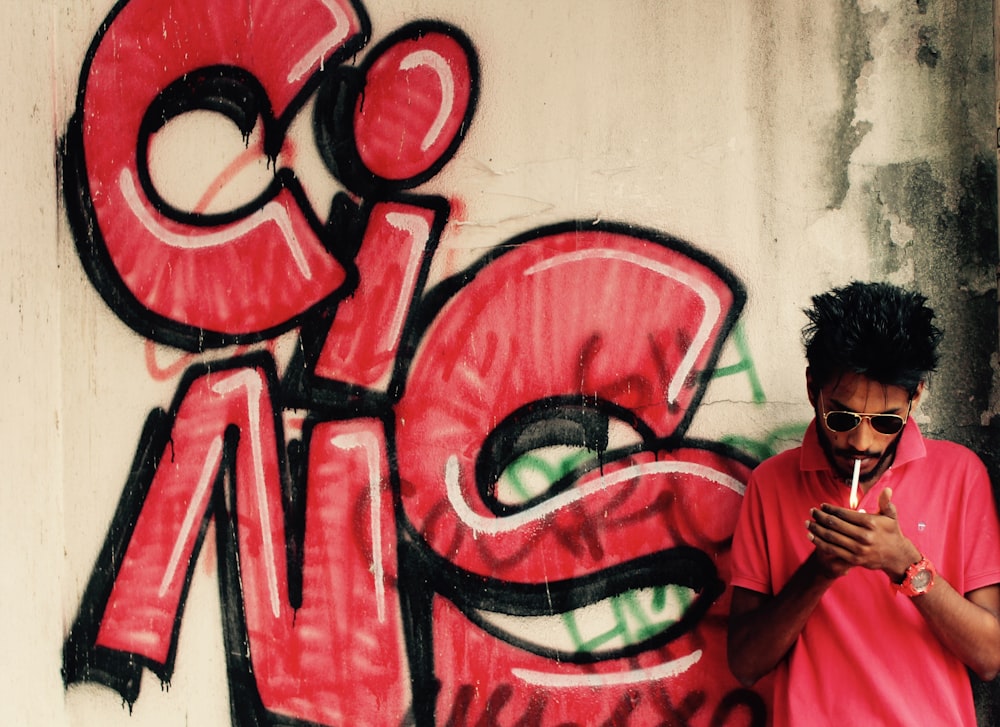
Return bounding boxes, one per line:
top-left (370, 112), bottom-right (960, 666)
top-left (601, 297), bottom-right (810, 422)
top-left (910, 380), bottom-right (925, 409)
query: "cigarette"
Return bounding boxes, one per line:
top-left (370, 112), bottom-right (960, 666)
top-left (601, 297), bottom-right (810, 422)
top-left (849, 459), bottom-right (861, 509)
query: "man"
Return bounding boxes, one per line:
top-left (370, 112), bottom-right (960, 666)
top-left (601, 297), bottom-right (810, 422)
top-left (727, 281), bottom-right (1000, 725)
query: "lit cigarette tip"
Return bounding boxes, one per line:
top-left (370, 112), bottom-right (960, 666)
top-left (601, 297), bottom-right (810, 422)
top-left (849, 459), bottom-right (861, 509)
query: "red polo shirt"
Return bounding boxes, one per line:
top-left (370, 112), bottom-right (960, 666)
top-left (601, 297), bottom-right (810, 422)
top-left (731, 418), bottom-right (1000, 726)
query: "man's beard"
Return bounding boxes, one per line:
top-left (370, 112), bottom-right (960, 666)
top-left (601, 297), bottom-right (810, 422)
top-left (815, 421), bottom-right (902, 483)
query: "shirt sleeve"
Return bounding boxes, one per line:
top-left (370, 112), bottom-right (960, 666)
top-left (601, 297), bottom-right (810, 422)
top-left (729, 469), bottom-right (773, 595)
top-left (961, 452), bottom-right (1000, 594)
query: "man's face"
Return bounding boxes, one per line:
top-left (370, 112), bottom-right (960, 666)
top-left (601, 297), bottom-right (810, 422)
top-left (808, 372), bottom-right (919, 485)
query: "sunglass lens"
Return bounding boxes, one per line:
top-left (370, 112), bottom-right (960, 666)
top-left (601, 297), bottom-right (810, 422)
top-left (826, 412), bottom-right (861, 432)
top-left (870, 416), bottom-right (904, 435)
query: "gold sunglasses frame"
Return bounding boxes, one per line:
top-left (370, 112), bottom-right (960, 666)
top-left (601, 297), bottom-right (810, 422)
top-left (818, 392), bottom-right (911, 435)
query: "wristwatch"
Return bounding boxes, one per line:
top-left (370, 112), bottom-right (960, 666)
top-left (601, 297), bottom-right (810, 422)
top-left (895, 556), bottom-right (936, 597)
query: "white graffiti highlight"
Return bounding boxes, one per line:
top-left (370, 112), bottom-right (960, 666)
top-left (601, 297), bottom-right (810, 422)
top-left (119, 168), bottom-right (314, 279)
top-left (212, 369), bottom-right (282, 618)
top-left (446, 455), bottom-right (744, 536)
top-left (524, 249), bottom-right (723, 405)
top-left (287, 0), bottom-right (353, 83)
top-left (330, 429), bottom-right (388, 622)
top-left (158, 434), bottom-right (224, 598)
top-left (512, 649), bottom-right (702, 688)
top-left (384, 211), bottom-right (429, 346)
top-left (399, 49), bottom-right (454, 152)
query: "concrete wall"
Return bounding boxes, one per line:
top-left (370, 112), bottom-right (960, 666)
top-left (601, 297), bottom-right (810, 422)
top-left (4, 0), bottom-right (997, 724)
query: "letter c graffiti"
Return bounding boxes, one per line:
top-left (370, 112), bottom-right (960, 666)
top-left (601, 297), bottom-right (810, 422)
top-left (62, 0), bottom-right (370, 349)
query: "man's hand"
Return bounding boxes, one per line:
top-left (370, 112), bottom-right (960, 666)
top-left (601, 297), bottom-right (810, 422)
top-left (805, 487), bottom-right (921, 581)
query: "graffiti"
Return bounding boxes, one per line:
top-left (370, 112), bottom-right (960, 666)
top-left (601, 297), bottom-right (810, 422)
top-left (719, 423), bottom-right (808, 464)
top-left (711, 324), bottom-right (765, 405)
top-left (709, 323), bottom-right (807, 461)
top-left (62, 0), bottom-right (769, 725)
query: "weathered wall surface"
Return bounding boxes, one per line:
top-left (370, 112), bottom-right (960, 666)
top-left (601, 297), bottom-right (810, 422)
top-left (3, 0), bottom-right (997, 725)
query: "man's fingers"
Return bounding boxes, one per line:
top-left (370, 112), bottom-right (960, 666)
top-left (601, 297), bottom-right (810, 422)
top-left (820, 503), bottom-right (868, 525)
top-left (806, 526), bottom-right (856, 570)
top-left (807, 513), bottom-right (859, 552)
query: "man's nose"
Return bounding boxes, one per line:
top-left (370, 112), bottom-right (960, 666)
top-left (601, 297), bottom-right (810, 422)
top-left (846, 418), bottom-right (876, 451)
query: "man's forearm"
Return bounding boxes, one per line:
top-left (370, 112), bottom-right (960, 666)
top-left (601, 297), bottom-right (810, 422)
top-left (872, 525), bottom-right (1000, 681)
top-left (728, 553), bottom-right (838, 686)
top-left (910, 580), bottom-right (1000, 681)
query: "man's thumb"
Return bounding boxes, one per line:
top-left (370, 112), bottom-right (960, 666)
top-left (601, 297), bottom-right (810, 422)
top-left (879, 486), bottom-right (897, 518)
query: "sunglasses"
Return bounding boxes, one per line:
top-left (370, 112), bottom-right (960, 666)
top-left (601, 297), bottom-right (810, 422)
top-left (819, 392), bottom-right (911, 435)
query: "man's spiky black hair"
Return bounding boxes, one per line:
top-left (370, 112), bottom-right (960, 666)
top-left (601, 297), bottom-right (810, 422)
top-left (802, 281), bottom-right (943, 394)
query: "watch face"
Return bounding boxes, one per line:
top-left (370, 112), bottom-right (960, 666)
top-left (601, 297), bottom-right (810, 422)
top-left (910, 569), bottom-right (932, 591)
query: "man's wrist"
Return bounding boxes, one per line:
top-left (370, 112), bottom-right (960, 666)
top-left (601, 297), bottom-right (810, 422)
top-left (806, 551), bottom-right (845, 583)
top-left (886, 542), bottom-right (923, 583)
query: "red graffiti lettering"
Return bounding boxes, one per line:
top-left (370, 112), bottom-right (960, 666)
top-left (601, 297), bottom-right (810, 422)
top-left (397, 226), bottom-right (740, 578)
top-left (62, 2), bottom-right (769, 726)
top-left (67, 0), bottom-right (369, 347)
top-left (354, 28), bottom-right (475, 183)
top-left (81, 358), bottom-right (408, 725)
top-left (311, 198), bottom-right (444, 393)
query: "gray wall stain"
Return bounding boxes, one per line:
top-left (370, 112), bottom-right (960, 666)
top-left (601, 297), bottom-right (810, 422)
top-left (826, 0), bottom-right (872, 210)
top-left (840, 3), bottom-right (999, 718)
